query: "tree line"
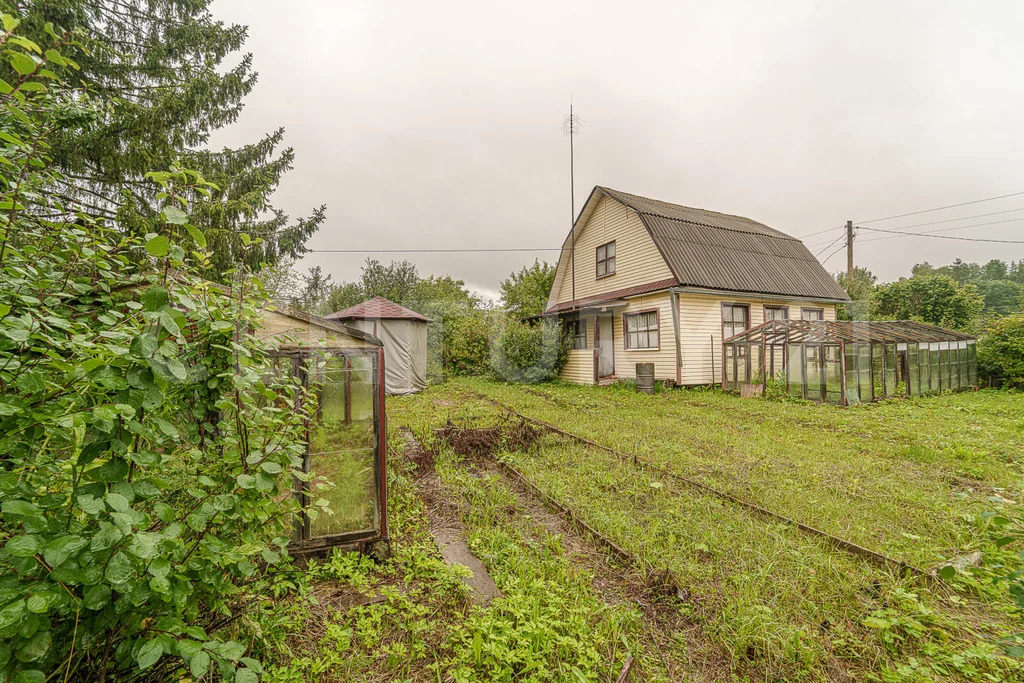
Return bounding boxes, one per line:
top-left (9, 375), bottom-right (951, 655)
top-left (837, 258), bottom-right (1024, 386)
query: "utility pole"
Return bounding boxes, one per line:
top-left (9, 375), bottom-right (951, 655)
top-left (846, 220), bottom-right (855, 281)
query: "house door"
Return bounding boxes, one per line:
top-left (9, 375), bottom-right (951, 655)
top-left (598, 314), bottom-right (614, 377)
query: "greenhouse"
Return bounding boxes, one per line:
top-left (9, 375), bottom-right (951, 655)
top-left (722, 320), bottom-right (977, 405)
top-left (261, 305), bottom-right (390, 558)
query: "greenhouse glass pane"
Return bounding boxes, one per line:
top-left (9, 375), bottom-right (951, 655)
top-left (724, 345), bottom-right (736, 388)
top-left (929, 343), bottom-right (940, 393)
top-left (736, 345), bottom-right (748, 386)
top-left (968, 341), bottom-right (977, 386)
top-left (308, 354), bottom-right (379, 538)
top-left (871, 344), bottom-right (884, 400)
top-left (824, 345), bottom-right (842, 404)
top-left (958, 341), bottom-right (968, 389)
top-left (805, 344), bottom-right (822, 402)
top-left (907, 344), bottom-right (920, 396)
top-left (939, 342), bottom-right (949, 391)
top-left (884, 344), bottom-right (897, 397)
top-left (858, 343), bottom-right (873, 402)
top-left (788, 344), bottom-right (803, 398)
top-left (845, 344), bottom-right (860, 405)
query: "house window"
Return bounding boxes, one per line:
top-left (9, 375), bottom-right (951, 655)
top-left (764, 306), bottom-right (789, 321)
top-left (801, 307), bottom-right (825, 321)
top-left (722, 304), bottom-right (750, 340)
top-left (624, 310), bottom-right (658, 349)
top-left (596, 241), bottom-right (616, 278)
top-left (565, 318), bottom-right (587, 350)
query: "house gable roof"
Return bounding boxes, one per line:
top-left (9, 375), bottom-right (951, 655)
top-left (325, 296), bottom-right (433, 323)
top-left (546, 187), bottom-right (850, 312)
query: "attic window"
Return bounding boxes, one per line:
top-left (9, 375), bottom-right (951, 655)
top-left (596, 241), bottom-right (616, 278)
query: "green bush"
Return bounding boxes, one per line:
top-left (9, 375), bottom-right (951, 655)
top-left (0, 19), bottom-right (311, 680)
top-left (442, 310), bottom-right (499, 376)
top-left (488, 320), bottom-right (569, 384)
top-left (978, 313), bottom-right (1024, 388)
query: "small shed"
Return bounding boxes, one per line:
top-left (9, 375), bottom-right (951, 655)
top-left (722, 319), bottom-right (977, 405)
top-left (325, 297), bottom-right (431, 396)
top-left (259, 304), bottom-right (390, 558)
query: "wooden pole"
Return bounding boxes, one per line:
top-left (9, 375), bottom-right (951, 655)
top-left (846, 220), bottom-right (855, 281)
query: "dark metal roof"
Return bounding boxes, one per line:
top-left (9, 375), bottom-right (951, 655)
top-left (598, 187), bottom-right (851, 302)
top-left (325, 296), bottom-right (432, 322)
top-left (545, 278), bottom-right (678, 313)
top-left (724, 319), bottom-right (976, 345)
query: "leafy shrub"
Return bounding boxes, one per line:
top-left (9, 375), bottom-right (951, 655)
top-left (442, 310), bottom-right (499, 376)
top-left (977, 313), bottom-right (1024, 388)
top-left (0, 18), bottom-right (311, 681)
top-left (488, 320), bottom-right (569, 384)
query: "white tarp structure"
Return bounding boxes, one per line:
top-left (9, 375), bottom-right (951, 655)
top-left (325, 297), bottom-right (430, 395)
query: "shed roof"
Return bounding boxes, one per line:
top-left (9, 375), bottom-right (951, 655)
top-left (325, 296), bottom-right (432, 323)
top-left (549, 187), bottom-right (850, 308)
top-left (724, 319), bottom-right (975, 345)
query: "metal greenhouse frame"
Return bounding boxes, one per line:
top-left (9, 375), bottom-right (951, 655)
top-left (722, 320), bottom-right (977, 405)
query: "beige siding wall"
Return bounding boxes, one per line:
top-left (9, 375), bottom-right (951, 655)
top-left (610, 292), bottom-right (677, 381)
top-left (554, 195), bottom-right (674, 304)
top-left (559, 312), bottom-right (597, 384)
top-left (259, 310), bottom-right (376, 350)
top-left (677, 293), bottom-right (836, 385)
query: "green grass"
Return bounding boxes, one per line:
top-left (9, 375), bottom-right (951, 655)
top-left (384, 379), bottom-right (1024, 681)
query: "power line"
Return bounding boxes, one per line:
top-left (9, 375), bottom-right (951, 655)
top-left (813, 232), bottom-right (846, 257)
top-left (854, 191), bottom-right (1024, 225)
top-left (858, 217), bottom-right (1024, 244)
top-left (797, 224), bottom-right (845, 239)
top-left (308, 248), bottom-right (561, 253)
top-left (858, 225), bottom-right (1024, 244)
top-left (820, 242), bottom-right (848, 264)
top-left (860, 206), bottom-right (1024, 233)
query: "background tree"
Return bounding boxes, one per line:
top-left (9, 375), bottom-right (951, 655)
top-left (3, 0), bottom-right (324, 279)
top-left (835, 266), bottom-right (877, 320)
top-left (870, 274), bottom-right (984, 330)
top-left (500, 260), bottom-right (556, 318)
top-left (977, 313), bottom-right (1024, 388)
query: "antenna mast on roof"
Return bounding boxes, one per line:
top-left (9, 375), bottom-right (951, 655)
top-left (563, 97), bottom-right (582, 302)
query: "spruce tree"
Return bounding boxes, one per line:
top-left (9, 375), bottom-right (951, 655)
top-left (2, 0), bottom-right (324, 279)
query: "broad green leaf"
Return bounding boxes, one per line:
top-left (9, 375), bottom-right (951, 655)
top-left (105, 552), bottom-right (134, 585)
top-left (938, 565), bottom-right (957, 580)
top-left (148, 557), bottom-right (172, 579)
top-left (162, 206), bottom-right (188, 225)
top-left (43, 535), bottom-right (87, 568)
top-left (235, 668), bottom-right (259, 683)
top-left (236, 473), bottom-right (256, 489)
top-left (136, 638), bottom-right (163, 669)
top-left (184, 223), bottom-right (206, 248)
top-left (15, 630), bottom-right (51, 662)
top-left (145, 235), bottom-right (170, 257)
top-left (83, 584), bottom-right (111, 610)
top-left (190, 651), bottom-right (211, 678)
top-left (90, 523), bottom-right (123, 551)
top-left (5, 534), bottom-right (43, 557)
top-left (8, 52), bottom-right (36, 76)
top-left (141, 286), bottom-right (169, 311)
top-left (106, 492), bottom-right (130, 513)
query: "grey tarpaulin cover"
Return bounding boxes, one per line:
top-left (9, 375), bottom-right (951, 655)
top-left (324, 297), bottom-right (430, 395)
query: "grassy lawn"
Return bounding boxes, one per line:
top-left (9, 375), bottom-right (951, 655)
top-left (258, 378), bottom-right (1024, 681)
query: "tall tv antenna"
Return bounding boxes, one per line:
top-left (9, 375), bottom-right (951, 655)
top-left (562, 99), bottom-right (583, 302)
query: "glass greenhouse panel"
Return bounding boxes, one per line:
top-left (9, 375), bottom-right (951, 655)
top-left (884, 344), bottom-right (897, 397)
top-left (871, 344), bottom-right (884, 400)
top-left (968, 341), bottom-right (977, 386)
top-left (805, 345), bottom-right (822, 402)
top-left (929, 343), bottom-right (940, 393)
top-left (724, 344), bottom-right (736, 389)
top-left (857, 343), bottom-right (873, 403)
top-left (788, 344), bottom-right (803, 398)
top-left (824, 345), bottom-right (842, 404)
top-left (907, 343), bottom-right (920, 396)
top-left (844, 344), bottom-right (861, 405)
top-left (749, 345), bottom-right (763, 386)
top-left (308, 354), bottom-right (379, 538)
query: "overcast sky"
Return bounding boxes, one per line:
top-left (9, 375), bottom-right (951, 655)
top-left (209, 0), bottom-right (1024, 302)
